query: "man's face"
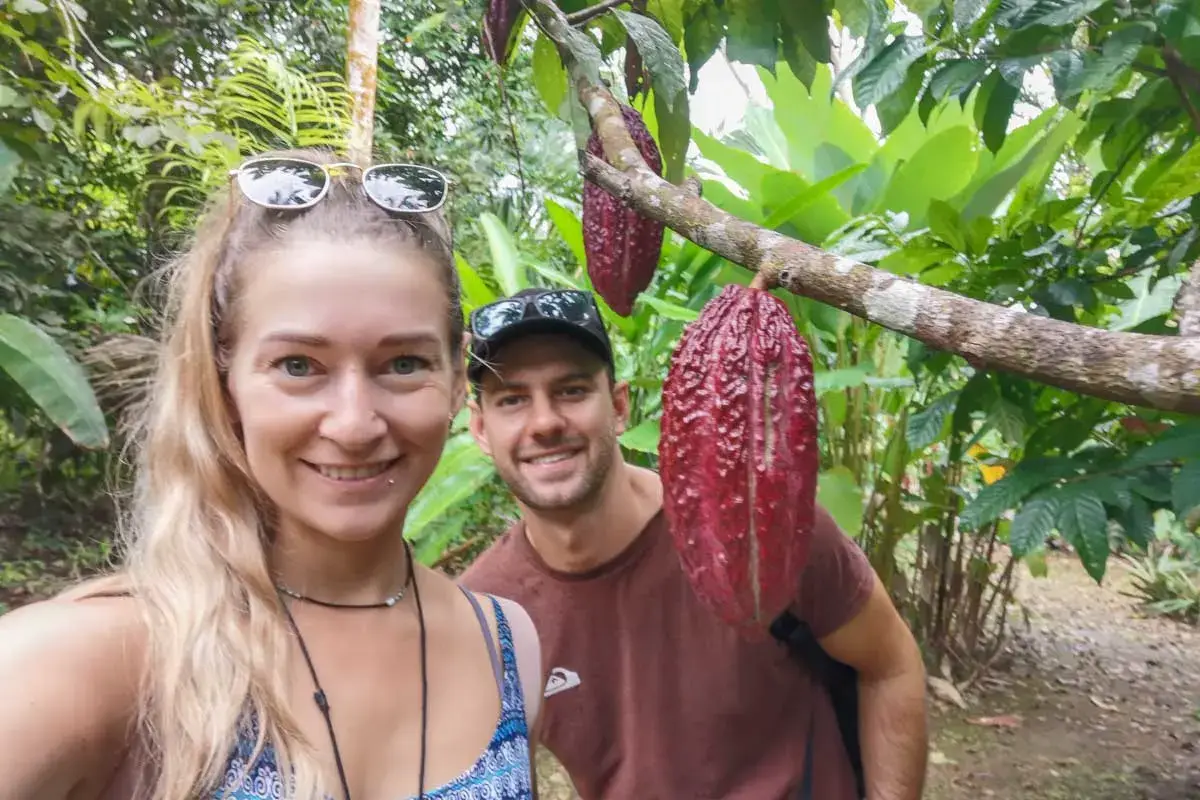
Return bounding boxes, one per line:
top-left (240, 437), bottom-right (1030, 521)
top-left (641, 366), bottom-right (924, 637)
top-left (469, 333), bottom-right (629, 513)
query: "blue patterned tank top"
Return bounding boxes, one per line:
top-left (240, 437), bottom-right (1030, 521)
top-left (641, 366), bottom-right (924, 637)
top-left (213, 591), bottom-right (533, 800)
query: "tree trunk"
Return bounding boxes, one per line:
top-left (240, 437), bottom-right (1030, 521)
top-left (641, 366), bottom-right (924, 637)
top-left (529, 0), bottom-right (1200, 415)
top-left (347, 0), bottom-right (381, 165)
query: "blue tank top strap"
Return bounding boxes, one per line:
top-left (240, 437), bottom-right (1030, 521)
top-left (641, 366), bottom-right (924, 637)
top-left (458, 586), bottom-right (503, 692)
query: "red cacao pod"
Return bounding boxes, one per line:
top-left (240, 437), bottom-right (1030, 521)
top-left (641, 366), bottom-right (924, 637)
top-left (582, 105), bottom-right (665, 316)
top-left (659, 284), bottom-right (820, 637)
top-left (482, 0), bottom-right (522, 64)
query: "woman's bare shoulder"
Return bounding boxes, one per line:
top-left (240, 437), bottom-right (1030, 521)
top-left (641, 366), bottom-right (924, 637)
top-left (0, 593), bottom-right (148, 799)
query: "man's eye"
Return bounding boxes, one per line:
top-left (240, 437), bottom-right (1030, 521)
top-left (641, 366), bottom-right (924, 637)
top-left (390, 356), bottom-right (429, 375)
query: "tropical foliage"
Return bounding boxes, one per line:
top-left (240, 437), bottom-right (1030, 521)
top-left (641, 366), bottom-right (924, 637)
top-left (2, 0), bottom-right (1199, 671)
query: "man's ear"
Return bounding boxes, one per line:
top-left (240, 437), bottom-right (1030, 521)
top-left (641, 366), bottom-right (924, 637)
top-left (611, 378), bottom-right (631, 436)
top-left (467, 395), bottom-right (493, 457)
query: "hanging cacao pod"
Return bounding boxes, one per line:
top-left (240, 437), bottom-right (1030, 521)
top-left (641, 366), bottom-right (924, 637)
top-left (582, 104), bottom-right (665, 317)
top-left (658, 284), bottom-right (820, 637)
top-left (482, 0), bottom-right (522, 64)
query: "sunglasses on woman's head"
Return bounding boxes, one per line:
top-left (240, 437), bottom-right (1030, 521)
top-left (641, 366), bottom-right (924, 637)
top-left (229, 157), bottom-right (449, 214)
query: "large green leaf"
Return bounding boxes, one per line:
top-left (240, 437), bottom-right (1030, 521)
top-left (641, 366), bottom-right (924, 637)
top-left (1012, 0), bottom-right (1108, 28)
top-left (818, 466), bottom-right (865, 537)
top-left (544, 198), bottom-right (586, 266)
top-left (405, 433), bottom-right (495, 542)
top-left (1009, 493), bottom-right (1061, 558)
top-left (852, 36), bottom-right (928, 109)
top-left (906, 390), bottom-right (960, 449)
top-left (1172, 461), bottom-right (1200, 517)
top-left (479, 212), bottom-right (523, 296)
top-left (620, 418), bottom-right (661, 453)
top-left (725, 0), bottom-right (782, 69)
top-left (614, 10), bottom-right (687, 112)
top-left (453, 253), bottom-right (497, 315)
top-left (0, 314), bottom-right (108, 449)
top-left (879, 126), bottom-right (981, 225)
top-left (1056, 489), bottom-right (1109, 582)
top-left (532, 33), bottom-right (568, 116)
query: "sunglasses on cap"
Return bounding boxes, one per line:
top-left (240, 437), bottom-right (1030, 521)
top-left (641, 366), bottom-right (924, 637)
top-left (228, 156), bottom-right (449, 214)
top-left (469, 289), bottom-right (604, 340)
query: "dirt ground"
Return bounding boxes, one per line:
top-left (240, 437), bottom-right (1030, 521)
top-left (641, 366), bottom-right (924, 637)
top-left (534, 552), bottom-right (1200, 799)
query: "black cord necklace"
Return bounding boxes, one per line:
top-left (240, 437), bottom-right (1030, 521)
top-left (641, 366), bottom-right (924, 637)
top-left (276, 539), bottom-right (428, 800)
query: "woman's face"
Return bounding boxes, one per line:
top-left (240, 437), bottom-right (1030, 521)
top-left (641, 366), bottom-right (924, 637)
top-left (224, 236), bottom-right (461, 546)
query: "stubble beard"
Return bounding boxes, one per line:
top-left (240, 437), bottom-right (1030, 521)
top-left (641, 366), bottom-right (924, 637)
top-left (504, 428), bottom-right (618, 514)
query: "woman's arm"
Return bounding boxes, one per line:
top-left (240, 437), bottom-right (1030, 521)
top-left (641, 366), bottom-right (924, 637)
top-left (0, 596), bottom-right (145, 800)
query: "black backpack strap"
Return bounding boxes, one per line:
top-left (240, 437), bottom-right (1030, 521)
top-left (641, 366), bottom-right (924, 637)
top-left (770, 610), bottom-right (866, 800)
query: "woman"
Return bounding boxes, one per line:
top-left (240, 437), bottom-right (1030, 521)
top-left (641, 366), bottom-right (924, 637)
top-left (0, 149), bottom-right (543, 800)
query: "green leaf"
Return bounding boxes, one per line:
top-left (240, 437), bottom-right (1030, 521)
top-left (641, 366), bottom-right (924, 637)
top-left (479, 213), bottom-right (523, 296)
top-left (1009, 494), bottom-right (1061, 558)
top-left (818, 466), bottom-right (865, 537)
top-left (0, 140), bottom-right (19, 195)
top-left (1012, 0), bottom-right (1108, 29)
top-left (532, 34), bottom-right (568, 116)
top-left (1077, 22), bottom-right (1155, 96)
top-left (1120, 495), bottom-right (1154, 550)
top-left (453, 253), bottom-right (496, 315)
top-left (907, 390), bottom-right (960, 450)
top-left (639, 294), bottom-right (699, 321)
top-left (880, 126), bottom-right (980, 225)
top-left (564, 27), bottom-right (604, 86)
top-left (725, 0), bottom-right (783, 70)
top-left (852, 36), bottom-right (928, 109)
top-left (653, 88), bottom-right (690, 184)
top-left (877, 59), bottom-right (927, 136)
top-left (614, 10), bottom-right (688, 112)
top-left (928, 199), bottom-right (967, 250)
top-left (976, 70), bottom-right (1020, 154)
top-left (14, 0), bottom-right (49, 13)
top-left (781, 0), bottom-right (832, 64)
top-left (544, 198), bottom-right (586, 266)
top-left (1172, 462), bottom-right (1200, 518)
top-left (1126, 423), bottom-right (1200, 467)
top-left (620, 418), bottom-right (661, 453)
top-left (682, 2), bottom-right (726, 92)
top-left (837, 0), bottom-right (887, 38)
top-left (1057, 490), bottom-right (1109, 582)
top-left (988, 397), bottom-right (1027, 444)
top-left (0, 314), bottom-right (108, 449)
top-left (954, 0), bottom-right (990, 30)
top-left (405, 434), bottom-right (495, 542)
top-left (815, 365), bottom-right (873, 395)
top-left (929, 59), bottom-right (988, 102)
top-left (648, 0), bottom-right (686, 41)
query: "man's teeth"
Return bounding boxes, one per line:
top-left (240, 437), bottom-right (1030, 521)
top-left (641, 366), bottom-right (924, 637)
top-left (315, 462), bottom-right (392, 480)
top-left (530, 452), bottom-right (574, 465)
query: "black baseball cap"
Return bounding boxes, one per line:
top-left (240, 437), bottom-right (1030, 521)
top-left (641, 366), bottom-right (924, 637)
top-left (466, 288), bottom-right (615, 386)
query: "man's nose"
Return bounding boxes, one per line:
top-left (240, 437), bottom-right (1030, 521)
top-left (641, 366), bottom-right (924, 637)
top-left (319, 372), bottom-right (387, 447)
top-left (526, 393), bottom-right (566, 437)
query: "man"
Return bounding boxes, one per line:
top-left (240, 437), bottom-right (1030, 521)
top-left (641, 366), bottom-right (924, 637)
top-left (458, 287), bottom-right (928, 800)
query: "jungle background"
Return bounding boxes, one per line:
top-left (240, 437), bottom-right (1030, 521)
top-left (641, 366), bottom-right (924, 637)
top-left (2, 0), bottom-right (1200, 796)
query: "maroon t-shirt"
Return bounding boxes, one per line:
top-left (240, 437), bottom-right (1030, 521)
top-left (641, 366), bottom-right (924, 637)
top-left (459, 504), bottom-right (875, 800)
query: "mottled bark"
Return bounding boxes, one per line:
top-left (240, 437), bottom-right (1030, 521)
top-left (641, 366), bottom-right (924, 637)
top-left (346, 0), bottom-right (381, 165)
top-left (1175, 259), bottom-right (1200, 338)
top-left (527, 0), bottom-right (1200, 414)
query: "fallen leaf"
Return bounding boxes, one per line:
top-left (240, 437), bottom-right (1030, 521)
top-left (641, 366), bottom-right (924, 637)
top-left (1090, 695), bottom-right (1119, 712)
top-left (928, 676), bottom-right (968, 709)
top-left (929, 750), bottom-right (956, 766)
top-left (967, 714), bottom-right (1023, 729)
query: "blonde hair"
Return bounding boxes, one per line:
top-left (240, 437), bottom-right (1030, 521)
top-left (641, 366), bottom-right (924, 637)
top-left (71, 148), bottom-right (462, 799)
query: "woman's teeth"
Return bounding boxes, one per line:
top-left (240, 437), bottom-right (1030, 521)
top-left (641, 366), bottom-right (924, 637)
top-left (314, 461), bottom-right (393, 480)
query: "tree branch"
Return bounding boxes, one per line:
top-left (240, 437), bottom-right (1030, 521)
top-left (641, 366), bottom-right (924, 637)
top-left (1164, 47), bottom-right (1200, 136)
top-left (1175, 259), bottom-right (1200, 338)
top-left (346, 0), bottom-right (381, 164)
top-left (527, 0), bottom-right (1200, 414)
top-left (565, 0), bottom-right (629, 25)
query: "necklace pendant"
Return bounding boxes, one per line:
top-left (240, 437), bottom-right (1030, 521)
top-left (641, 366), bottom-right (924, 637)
top-left (386, 596), bottom-right (397, 607)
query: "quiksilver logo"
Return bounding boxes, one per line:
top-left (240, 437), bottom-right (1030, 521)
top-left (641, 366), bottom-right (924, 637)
top-left (544, 667), bottom-right (581, 698)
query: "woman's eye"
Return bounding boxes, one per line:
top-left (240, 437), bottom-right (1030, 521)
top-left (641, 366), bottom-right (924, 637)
top-left (279, 356), bottom-right (312, 377)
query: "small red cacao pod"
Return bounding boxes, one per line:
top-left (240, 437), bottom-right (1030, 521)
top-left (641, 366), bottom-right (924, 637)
top-left (582, 104), bottom-right (665, 317)
top-left (659, 284), bottom-right (820, 637)
top-left (482, 0), bottom-right (522, 64)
